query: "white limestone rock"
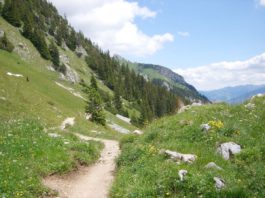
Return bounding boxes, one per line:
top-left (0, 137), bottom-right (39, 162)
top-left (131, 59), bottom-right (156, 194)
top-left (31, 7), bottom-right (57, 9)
top-left (200, 123), bottom-right (211, 131)
top-left (214, 177), bottom-right (225, 189)
top-left (60, 117), bottom-right (75, 130)
top-left (133, 130), bottom-right (143, 135)
top-left (205, 162), bottom-right (223, 170)
top-left (162, 149), bottom-right (197, 164)
top-left (217, 142), bottom-right (241, 160)
top-left (178, 169), bottom-right (188, 181)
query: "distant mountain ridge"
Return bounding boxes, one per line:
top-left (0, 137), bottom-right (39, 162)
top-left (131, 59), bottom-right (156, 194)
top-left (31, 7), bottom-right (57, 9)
top-left (114, 55), bottom-right (209, 104)
top-left (201, 84), bottom-right (265, 104)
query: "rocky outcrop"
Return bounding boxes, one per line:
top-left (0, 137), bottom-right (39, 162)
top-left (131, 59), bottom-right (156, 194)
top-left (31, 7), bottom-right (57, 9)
top-left (217, 142), bottom-right (241, 160)
top-left (75, 45), bottom-right (87, 57)
top-left (132, 130), bottom-right (143, 135)
top-left (0, 29), bottom-right (4, 38)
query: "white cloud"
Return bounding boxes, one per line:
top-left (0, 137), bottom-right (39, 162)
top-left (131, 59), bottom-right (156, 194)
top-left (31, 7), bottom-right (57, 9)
top-left (49, 0), bottom-right (174, 56)
top-left (174, 53), bottom-right (265, 91)
top-left (259, 0), bottom-right (265, 6)
top-left (177, 31), bottom-right (190, 37)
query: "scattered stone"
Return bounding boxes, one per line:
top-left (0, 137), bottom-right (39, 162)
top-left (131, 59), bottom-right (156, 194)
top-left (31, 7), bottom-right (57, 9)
top-left (0, 96), bottom-right (6, 101)
top-left (205, 162), bottom-right (223, 170)
top-left (85, 113), bottom-right (92, 120)
top-left (132, 130), bottom-right (143, 135)
top-left (48, 133), bottom-right (61, 138)
top-left (64, 141), bottom-right (70, 145)
top-left (245, 103), bottom-right (255, 110)
top-left (116, 114), bottom-right (131, 124)
top-left (178, 169), bottom-right (188, 181)
top-left (0, 29), bottom-right (4, 38)
top-left (55, 82), bottom-right (85, 100)
top-left (200, 123), bottom-right (211, 132)
top-left (60, 54), bottom-right (70, 65)
top-left (161, 149), bottom-right (197, 164)
top-left (108, 123), bottom-right (130, 134)
top-left (217, 142), bottom-right (241, 160)
top-left (7, 72), bottom-right (24, 78)
top-left (60, 117), bottom-right (75, 130)
top-left (213, 177), bottom-right (225, 189)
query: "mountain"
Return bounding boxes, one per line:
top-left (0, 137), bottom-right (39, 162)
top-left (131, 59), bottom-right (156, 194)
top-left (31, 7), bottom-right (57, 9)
top-left (114, 55), bottom-right (209, 104)
top-left (201, 84), bottom-right (265, 104)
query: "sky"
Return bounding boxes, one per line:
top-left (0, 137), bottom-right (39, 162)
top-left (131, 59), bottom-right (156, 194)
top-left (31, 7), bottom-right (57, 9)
top-left (49, 0), bottom-right (265, 91)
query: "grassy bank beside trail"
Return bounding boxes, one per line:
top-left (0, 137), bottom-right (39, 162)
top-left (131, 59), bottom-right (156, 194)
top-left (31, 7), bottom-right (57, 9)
top-left (0, 119), bottom-right (103, 198)
top-left (111, 96), bottom-right (265, 197)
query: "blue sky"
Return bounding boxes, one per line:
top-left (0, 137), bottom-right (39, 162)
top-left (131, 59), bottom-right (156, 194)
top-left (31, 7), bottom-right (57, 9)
top-left (129, 0), bottom-right (265, 68)
top-left (51, 0), bottom-right (265, 90)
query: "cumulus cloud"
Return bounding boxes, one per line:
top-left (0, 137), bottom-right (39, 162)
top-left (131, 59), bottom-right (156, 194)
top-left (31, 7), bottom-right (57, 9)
top-left (174, 53), bottom-right (265, 91)
top-left (49, 0), bottom-right (174, 56)
top-left (259, 0), bottom-right (265, 6)
top-left (177, 31), bottom-right (190, 37)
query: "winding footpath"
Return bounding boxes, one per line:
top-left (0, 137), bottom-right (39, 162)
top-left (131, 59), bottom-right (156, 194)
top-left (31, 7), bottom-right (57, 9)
top-left (43, 133), bottom-right (120, 198)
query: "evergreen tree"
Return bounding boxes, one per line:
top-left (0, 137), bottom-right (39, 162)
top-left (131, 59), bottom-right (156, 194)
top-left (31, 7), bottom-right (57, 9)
top-left (90, 75), bottom-right (98, 90)
top-left (49, 41), bottom-right (60, 68)
top-left (2, 0), bottom-right (21, 27)
top-left (86, 88), bottom-right (106, 126)
top-left (0, 33), bottom-right (14, 52)
top-left (114, 88), bottom-right (122, 112)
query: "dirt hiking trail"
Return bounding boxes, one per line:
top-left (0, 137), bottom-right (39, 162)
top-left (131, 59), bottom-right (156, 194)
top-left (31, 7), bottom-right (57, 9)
top-left (43, 133), bottom-right (120, 198)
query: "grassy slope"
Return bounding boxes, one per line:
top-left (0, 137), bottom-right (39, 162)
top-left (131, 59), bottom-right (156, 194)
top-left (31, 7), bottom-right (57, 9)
top-left (111, 97), bottom-right (265, 197)
top-left (0, 16), bottom-right (136, 197)
top-left (0, 16), bottom-right (136, 139)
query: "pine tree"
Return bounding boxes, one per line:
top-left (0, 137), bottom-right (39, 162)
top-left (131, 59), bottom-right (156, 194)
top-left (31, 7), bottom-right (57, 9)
top-left (86, 88), bottom-right (106, 126)
top-left (114, 88), bottom-right (122, 112)
top-left (0, 33), bottom-right (14, 52)
top-left (49, 41), bottom-right (60, 68)
top-left (2, 0), bottom-right (21, 27)
top-left (90, 75), bottom-right (98, 90)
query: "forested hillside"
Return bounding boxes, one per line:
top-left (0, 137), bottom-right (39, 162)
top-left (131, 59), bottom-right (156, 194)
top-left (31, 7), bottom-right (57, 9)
top-left (0, 0), bottom-right (180, 125)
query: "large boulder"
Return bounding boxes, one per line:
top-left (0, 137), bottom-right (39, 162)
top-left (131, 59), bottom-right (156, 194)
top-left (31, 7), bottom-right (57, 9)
top-left (217, 142), bottom-right (241, 160)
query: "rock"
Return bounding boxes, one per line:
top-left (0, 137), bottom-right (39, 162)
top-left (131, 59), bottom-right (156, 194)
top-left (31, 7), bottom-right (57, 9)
top-left (200, 123), bottom-right (211, 131)
top-left (116, 114), bottom-right (131, 124)
top-left (217, 142), bottom-right (241, 160)
top-left (48, 133), bottom-right (61, 138)
top-left (60, 54), bottom-right (70, 65)
top-left (0, 29), bottom-right (4, 38)
top-left (205, 162), bottom-right (223, 170)
top-left (0, 96), bottom-right (6, 101)
top-left (60, 64), bottom-right (79, 83)
top-left (18, 42), bottom-right (25, 49)
top-left (178, 169), bottom-right (188, 181)
top-left (245, 103), bottom-right (255, 110)
top-left (85, 113), bottom-right (92, 120)
top-left (133, 130), bottom-right (143, 135)
top-left (213, 177), bottom-right (225, 189)
top-left (75, 45), bottom-right (88, 57)
top-left (60, 117), bottom-right (75, 130)
top-left (108, 123), bottom-right (130, 134)
top-left (6, 72), bottom-right (24, 78)
top-left (162, 149), bottom-right (197, 164)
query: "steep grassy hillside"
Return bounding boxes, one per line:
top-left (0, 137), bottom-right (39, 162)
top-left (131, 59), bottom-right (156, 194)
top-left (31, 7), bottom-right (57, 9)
top-left (112, 96), bottom-right (265, 197)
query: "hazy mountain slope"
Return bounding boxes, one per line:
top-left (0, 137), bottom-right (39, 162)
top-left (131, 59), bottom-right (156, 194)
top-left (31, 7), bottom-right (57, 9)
top-left (201, 84), bottom-right (265, 104)
top-left (115, 55), bottom-right (209, 104)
